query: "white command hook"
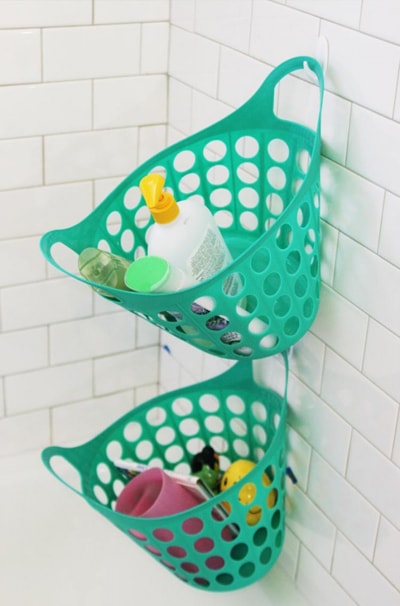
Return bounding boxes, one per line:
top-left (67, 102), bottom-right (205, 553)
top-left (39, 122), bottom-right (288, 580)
top-left (303, 35), bottom-right (329, 82)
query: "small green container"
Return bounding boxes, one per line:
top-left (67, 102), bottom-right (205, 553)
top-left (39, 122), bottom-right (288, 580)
top-left (42, 357), bottom-right (288, 592)
top-left (40, 56), bottom-right (324, 360)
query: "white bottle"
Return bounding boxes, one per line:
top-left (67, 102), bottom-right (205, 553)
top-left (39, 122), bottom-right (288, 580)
top-left (140, 173), bottom-right (233, 283)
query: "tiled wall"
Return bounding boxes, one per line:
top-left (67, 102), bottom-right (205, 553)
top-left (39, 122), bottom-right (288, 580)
top-left (2, 1), bottom-right (400, 604)
top-left (0, 1), bottom-right (170, 456)
top-left (162, 1), bottom-right (400, 605)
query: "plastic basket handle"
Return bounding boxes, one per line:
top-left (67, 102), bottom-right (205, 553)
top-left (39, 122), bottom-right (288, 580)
top-left (41, 443), bottom-right (91, 498)
top-left (231, 55), bottom-right (324, 134)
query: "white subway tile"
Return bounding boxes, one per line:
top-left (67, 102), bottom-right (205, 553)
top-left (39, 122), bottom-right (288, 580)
top-left (141, 23), bottom-right (169, 73)
top-left (250, 2), bottom-right (320, 65)
top-left (394, 422), bottom-right (400, 468)
top-left (43, 25), bottom-right (141, 81)
top-left (0, 182), bottom-right (92, 240)
top-left (168, 78), bottom-right (192, 134)
top-left (291, 332), bottom-right (325, 394)
top-left (93, 290), bottom-right (122, 315)
top-left (297, 547), bottom-right (357, 606)
top-left (287, 373), bottom-right (352, 474)
top-left (319, 92), bottom-right (352, 165)
top-left (0, 138), bottom-right (42, 191)
top-left (201, 353), bottom-right (232, 382)
top-left (322, 348), bottom-right (398, 456)
top-left (288, 0), bottom-right (362, 28)
top-left (135, 383), bottom-right (159, 406)
top-left (94, 76), bottom-right (167, 129)
top-left (374, 517), bottom-right (400, 591)
top-left (320, 220), bottom-right (338, 286)
top-left (0, 379), bottom-right (4, 417)
top-left (52, 391), bottom-right (135, 446)
top-left (138, 125), bottom-right (167, 164)
top-left (380, 192), bottom-right (400, 268)
top-left (0, 327), bottom-right (47, 376)
top-left (1, 278), bottom-right (92, 331)
top-left (321, 159), bottom-right (384, 252)
top-left (333, 533), bottom-right (400, 606)
top-left (45, 128), bottom-right (138, 184)
top-left (286, 425), bottom-right (312, 491)
top-left (94, 345), bottom-right (159, 394)
top-left (309, 452), bottom-right (379, 557)
top-left (5, 361), bottom-right (92, 414)
top-left (321, 21), bottom-right (399, 116)
top-left (191, 90), bottom-right (230, 133)
top-left (169, 26), bottom-right (220, 96)
top-left (364, 320), bottom-right (400, 403)
top-left (334, 234), bottom-right (400, 336)
top-left (50, 312), bottom-right (136, 365)
top-left (0, 1), bottom-right (91, 27)
top-left (395, 80), bottom-right (400, 122)
top-left (0, 237), bottom-right (46, 286)
top-left (159, 334), bottom-right (205, 384)
top-left (94, 0), bottom-right (169, 23)
top-left (0, 30), bottom-right (40, 85)
top-left (195, 0), bottom-right (253, 53)
top-left (311, 284), bottom-right (368, 369)
top-left (0, 81), bottom-right (91, 139)
top-left (277, 76), bottom-right (351, 165)
top-left (347, 432), bottom-right (400, 530)
top-left (347, 105), bottom-right (400, 196)
top-left (286, 487), bottom-right (336, 569)
top-left (279, 526), bottom-right (300, 579)
top-left (0, 410), bottom-right (49, 457)
top-left (167, 125), bottom-right (186, 146)
top-left (0, 381), bottom-right (5, 421)
top-left (361, 0), bottom-right (400, 44)
top-left (171, 0), bottom-right (195, 29)
top-left (135, 315), bottom-right (160, 348)
top-left (159, 337), bottom-right (182, 392)
top-left (94, 177), bottom-right (122, 206)
top-left (219, 47), bottom-right (271, 108)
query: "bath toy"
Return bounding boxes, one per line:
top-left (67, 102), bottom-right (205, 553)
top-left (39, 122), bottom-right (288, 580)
top-left (191, 446), bottom-right (220, 490)
top-left (220, 459), bottom-right (276, 525)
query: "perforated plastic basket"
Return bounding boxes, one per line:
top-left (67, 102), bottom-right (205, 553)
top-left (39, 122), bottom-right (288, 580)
top-left (42, 357), bottom-right (288, 592)
top-left (40, 56), bottom-right (324, 360)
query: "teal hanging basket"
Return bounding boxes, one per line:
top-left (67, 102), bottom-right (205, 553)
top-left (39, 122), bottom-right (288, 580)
top-left (42, 357), bottom-right (288, 592)
top-left (40, 56), bottom-right (324, 360)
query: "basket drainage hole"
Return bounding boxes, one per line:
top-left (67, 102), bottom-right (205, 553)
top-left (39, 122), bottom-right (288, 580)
top-left (181, 562), bottom-right (199, 574)
top-left (239, 562), bottom-right (256, 578)
top-left (205, 556), bottom-right (225, 570)
top-left (158, 310), bottom-right (183, 323)
top-left (191, 296), bottom-right (216, 314)
top-left (216, 573), bottom-right (234, 586)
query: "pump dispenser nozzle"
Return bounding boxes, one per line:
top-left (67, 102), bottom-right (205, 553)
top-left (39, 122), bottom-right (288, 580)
top-left (139, 173), bottom-right (179, 224)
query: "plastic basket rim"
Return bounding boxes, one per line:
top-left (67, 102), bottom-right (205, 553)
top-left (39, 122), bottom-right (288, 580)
top-left (42, 356), bottom-right (289, 522)
top-left (40, 55), bottom-right (324, 302)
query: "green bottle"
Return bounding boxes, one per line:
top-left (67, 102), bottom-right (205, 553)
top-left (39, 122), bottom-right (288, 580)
top-left (78, 247), bottom-right (131, 297)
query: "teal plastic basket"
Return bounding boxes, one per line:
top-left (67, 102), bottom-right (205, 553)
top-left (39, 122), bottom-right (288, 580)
top-left (40, 56), bottom-right (324, 360)
top-left (42, 357), bottom-right (288, 592)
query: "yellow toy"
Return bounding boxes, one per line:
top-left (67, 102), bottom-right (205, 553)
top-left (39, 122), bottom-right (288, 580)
top-left (220, 459), bottom-right (276, 526)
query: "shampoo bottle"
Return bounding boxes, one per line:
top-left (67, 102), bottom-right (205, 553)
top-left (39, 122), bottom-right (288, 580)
top-left (139, 174), bottom-right (234, 284)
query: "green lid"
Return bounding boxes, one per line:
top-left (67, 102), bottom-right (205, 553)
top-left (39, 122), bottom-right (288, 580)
top-left (124, 256), bottom-right (171, 292)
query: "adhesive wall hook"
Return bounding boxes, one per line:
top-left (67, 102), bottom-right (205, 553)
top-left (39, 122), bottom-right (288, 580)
top-left (303, 35), bottom-right (329, 81)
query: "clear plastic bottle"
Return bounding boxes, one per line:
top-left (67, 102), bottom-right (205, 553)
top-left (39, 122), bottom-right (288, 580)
top-left (78, 247), bottom-right (131, 297)
top-left (140, 173), bottom-right (234, 283)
